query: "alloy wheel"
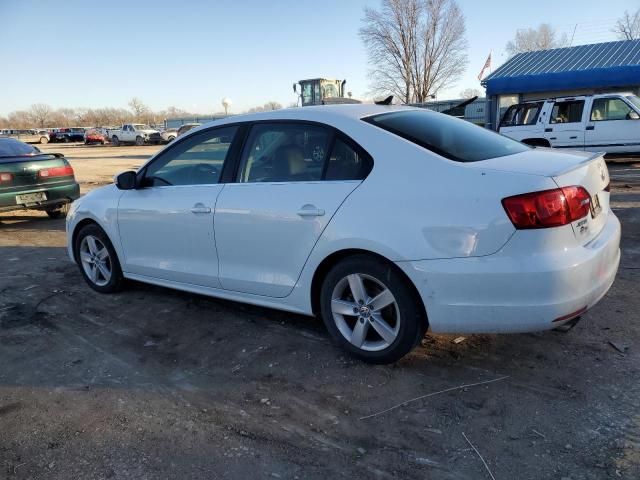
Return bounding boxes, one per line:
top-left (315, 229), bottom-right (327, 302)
top-left (331, 273), bottom-right (400, 352)
top-left (79, 235), bottom-right (112, 287)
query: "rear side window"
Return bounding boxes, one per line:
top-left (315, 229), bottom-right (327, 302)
top-left (325, 138), bottom-right (372, 181)
top-left (238, 123), bottom-right (332, 182)
top-left (364, 110), bottom-right (528, 162)
top-left (550, 100), bottom-right (584, 124)
top-left (500, 103), bottom-right (542, 127)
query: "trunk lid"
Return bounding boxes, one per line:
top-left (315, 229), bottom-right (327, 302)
top-left (0, 154), bottom-right (74, 191)
top-left (468, 148), bottom-right (610, 244)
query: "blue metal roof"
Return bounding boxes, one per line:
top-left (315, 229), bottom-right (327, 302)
top-left (483, 40), bottom-right (640, 96)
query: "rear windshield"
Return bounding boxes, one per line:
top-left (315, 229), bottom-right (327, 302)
top-left (363, 109), bottom-right (529, 162)
top-left (0, 138), bottom-right (39, 158)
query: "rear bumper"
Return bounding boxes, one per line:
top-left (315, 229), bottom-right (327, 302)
top-left (0, 182), bottom-right (80, 212)
top-left (397, 212), bottom-right (621, 333)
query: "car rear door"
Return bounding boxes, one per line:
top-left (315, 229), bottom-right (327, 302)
top-left (585, 96), bottom-right (640, 153)
top-left (117, 125), bottom-right (240, 287)
top-left (544, 98), bottom-right (586, 149)
top-left (214, 122), bottom-right (372, 297)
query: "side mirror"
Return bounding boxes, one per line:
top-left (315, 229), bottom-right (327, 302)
top-left (115, 170), bottom-right (137, 190)
top-left (628, 111), bottom-right (640, 120)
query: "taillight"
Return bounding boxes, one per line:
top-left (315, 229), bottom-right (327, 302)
top-left (38, 165), bottom-right (74, 178)
top-left (502, 186), bottom-right (591, 229)
top-left (0, 172), bottom-right (13, 183)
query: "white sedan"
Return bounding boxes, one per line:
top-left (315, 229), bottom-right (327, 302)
top-left (66, 105), bottom-right (621, 364)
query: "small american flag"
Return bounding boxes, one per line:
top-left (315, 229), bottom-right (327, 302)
top-left (477, 52), bottom-right (492, 81)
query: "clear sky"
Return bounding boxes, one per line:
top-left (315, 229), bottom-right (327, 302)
top-left (0, 0), bottom-right (637, 115)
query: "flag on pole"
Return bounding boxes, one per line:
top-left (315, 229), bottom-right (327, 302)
top-left (477, 52), bottom-right (492, 81)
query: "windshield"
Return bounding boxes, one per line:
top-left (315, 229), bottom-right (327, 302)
top-left (364, 109), bottom-right (529, 162)
top-left (0, 138), bottom-right (39, 157)
top-left (626, 95), bottom-right (640, 111)
top-left (133, 124), bottom-right (152, 130)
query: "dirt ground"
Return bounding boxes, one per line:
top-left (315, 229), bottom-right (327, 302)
top-left (0, 143), bottom-right (639, 479)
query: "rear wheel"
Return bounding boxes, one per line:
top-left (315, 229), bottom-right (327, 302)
top-left (45, 203), bottom-right (69, 219)
top-left (320, 255), bottom-right (427, 364)
top-left (74, 224), bottom-right (124, 293)
top-left (40, 137), bottom-right (48, 144)
top-left (111, 136), bottom-right (119, 146)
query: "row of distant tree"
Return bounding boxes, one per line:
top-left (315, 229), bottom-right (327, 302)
top-left (360, 0), bottom-right (640, 104)
top-left (0, 97), bottom-right (284, 130)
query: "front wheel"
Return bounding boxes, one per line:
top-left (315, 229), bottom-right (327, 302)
top-left (320, 255), bottom-right (427, 364)
top-left (74, 224), bottom-right (124, 293)
top-left (40, 137), bottom-right (49, 144)
top-left (135, 136), bottom-right (144, 146)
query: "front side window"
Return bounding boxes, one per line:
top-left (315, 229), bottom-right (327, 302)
top-left (144, 126), bottom-right (238, 186)
top-left (238, 123), bottom-right (331, 183)
top-left (591, 98), bottom-right (636, 121)
top-left (550, 100), bottom-right (585, 124)
top-left (365, 109), bottom-right (529, 162)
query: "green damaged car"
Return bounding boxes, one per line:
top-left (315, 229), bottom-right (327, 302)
top-left (0, 138), bottom-right (80, 219)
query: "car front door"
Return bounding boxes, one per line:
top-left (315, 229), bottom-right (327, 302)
top-left (214, 122), bottom-right (372, 297)
top-left (585, 96), bottom-right (640, 153)
top-left (117, 125), bottom-right (240, 287)
top-left (544, 99), bottom-right (586, 149)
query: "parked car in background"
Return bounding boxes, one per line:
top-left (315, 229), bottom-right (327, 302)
top-left (50, 128), bottom-right (86, 143)
top-left (84, 129), bottom-right (107, 145)
top-left (0, 129), bottom-right (50, 144)
top-left (0, 138), bottom-right (80, 218)
top-left (109, 124), bottom-right (161, 146)
top-left (499, 92), bottom-right (640, 153)
top-left (66, 105), bottom-right (620, 363)
top-left (177, 123), bottom-right (200, 136)
top-left (160, 128), bottom-right (178, 143)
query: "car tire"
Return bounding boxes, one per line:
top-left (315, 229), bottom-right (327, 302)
top-left (111, 136), bottom-right (119, 146)
top-left (40, 137), bottom-right (48, 144)
top-left (74, 223), bottom-right (125, 294)
top-left (45, 203), bottom-right (70, 219)
top-left (168, 135), bottom-right (175, 142)
top-left (135, 136), bottom-right (144, 146)
top-left (319, 255), bottom-right (427, 364)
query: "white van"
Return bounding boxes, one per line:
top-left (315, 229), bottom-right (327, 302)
top-left (499, 93), bottom-right (640, 154)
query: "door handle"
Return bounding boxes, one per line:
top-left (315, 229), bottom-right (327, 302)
top-left (297, 205), bottom-right (325, 217)
top-left (190, 204), bottom-right (211, 214)
top-left (586, 125), bottom-right (595, 130)
top-left (545, 127), bottom-right (553, 132)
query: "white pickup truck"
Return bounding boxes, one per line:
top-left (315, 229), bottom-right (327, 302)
top-left (499, 92), bottom-right (640, 154)
top-left (109, 124), bottom-right (160, 146)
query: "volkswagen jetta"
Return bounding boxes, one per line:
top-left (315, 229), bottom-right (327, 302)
top-left (66, 105), bottom-right (620, 363)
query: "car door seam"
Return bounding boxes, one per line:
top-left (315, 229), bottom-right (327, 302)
top-left (284, 180), bottom-right (365, 298)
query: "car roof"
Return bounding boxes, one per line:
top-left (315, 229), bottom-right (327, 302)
top-left (187, 104), bottom-right (421, 135)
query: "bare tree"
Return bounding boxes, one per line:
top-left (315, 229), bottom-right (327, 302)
top-left (360, 0), bottom-right (468, 103)
top-left (506, 24), bottom-right (568, 57)
top-left (264, 101), bottom-right (282, 111)
top-left (128, 97), bottom-right (149, 121)
top-left (459, 88), bottom-right (482, 99)
top-left (7, 111), bottom-right (31, 129)
top-left (613, 9), bottom-right (640, 40)
top-left (28, 103), bottom-right (53, 128)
